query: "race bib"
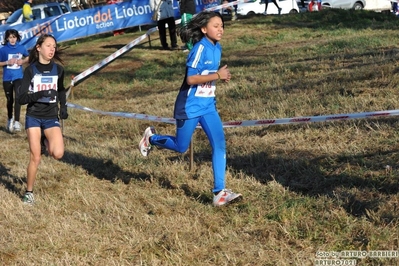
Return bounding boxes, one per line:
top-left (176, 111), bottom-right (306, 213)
top-left (7, 53), bottom-right (22, 70)
top-left (195, 70), bottom-right (216, 97)
top-left (33, 74), bottom-right (58, 103)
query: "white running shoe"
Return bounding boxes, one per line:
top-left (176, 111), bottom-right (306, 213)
top-left (262, 11), bottom-right (267, 15)
top-left (13, 121), bottom-right (22, 132)
top-left (213, 189), bottom-right (242, 207)
top-left (23, 192), bottom-right (35, 205)
top-left (139, 126), bottom-right (156, 156)
top-left (6, 118), bottom-right (14, 133)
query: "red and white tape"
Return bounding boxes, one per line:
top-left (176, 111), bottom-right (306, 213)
top-left (67, 102), bottom-right (399, 128)
top-left (69, 27), bottom-right (158, 89)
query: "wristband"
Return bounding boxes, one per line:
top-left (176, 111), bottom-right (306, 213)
top-left (216, 72), bottom-right (221, 80)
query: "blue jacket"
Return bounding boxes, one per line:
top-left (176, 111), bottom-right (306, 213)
top-left (0, 42), bottom-right (29, 82)
top-left (174, 37), bottom-right (221, 119)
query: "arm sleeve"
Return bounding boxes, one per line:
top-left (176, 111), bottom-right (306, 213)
top-left (18, 66), bottom-right (37, 105)
top-left (17, 66), bottom-right (50, 104)
top-left (186, 46), bottom-right (203, 76)
top-left (23, 47), bottom-right (29, 57)
top-left (57, 65), bottom-right (67, 107)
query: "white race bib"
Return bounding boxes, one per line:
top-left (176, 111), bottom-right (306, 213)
top-left (33, 74), bottom-right (58, 103)
top-left (7, 53), bottom-right (22, 70)
top-left (194, 70), bottom-right (216, 98)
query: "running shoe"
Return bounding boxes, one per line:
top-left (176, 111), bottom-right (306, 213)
top-left (6, 118), bottom-right (13, 132)
top-left (13, 121), bottom-right (22, 132)
top-left (139, 126), bottom-right (156, 156)
top-left (213, 189), bottom-right (242, 207)
top-left (23, 192), bottom-right (35, 205)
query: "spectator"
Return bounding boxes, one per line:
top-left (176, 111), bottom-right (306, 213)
top-left (393, 1), bottom-right (399, 16)
top-left (308, 0), bottom-right (322, 11)
top-left (0, 29), bottom-right (29, 133)
top-left (70, 0), bottom-right (83, 11)
top-left (263, 0), bottom-right (282, 15)
top-left (150, 0), bottom-right (178, 50)
top-left (223, 0), bottom-right (238, 21)
top-left (300, 0), bottom-right (306, 9)
top-left (23, 0), bottom-right (34, 22)
top-left (179, 0), bottom-right (196, 50)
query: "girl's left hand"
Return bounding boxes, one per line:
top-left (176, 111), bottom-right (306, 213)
top-left (218, 65), bottom-right (231, 82)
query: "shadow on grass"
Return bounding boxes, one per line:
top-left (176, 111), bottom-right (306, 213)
top-left (0, 163), bottom-right (25, 196)
top-left (61, 151), bottom-right (152, 184)
top-left (225, 120), bottom-right (399, 219)
top-left (166, 117), bottom-right (399, 216)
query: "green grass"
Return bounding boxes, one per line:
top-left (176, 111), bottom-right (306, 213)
top-left (1, 8), bottom-right (399, 265)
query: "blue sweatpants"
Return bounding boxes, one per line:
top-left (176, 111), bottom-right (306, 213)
top-left (150, 111), bottom-right (226, 193)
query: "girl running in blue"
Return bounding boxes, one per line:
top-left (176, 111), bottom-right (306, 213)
top-left (0, 29), bottom-right (29, 133)
top-left (18, 34), bottom-right (69, 205)
top-left (139, 11), bottom-right (241, 207)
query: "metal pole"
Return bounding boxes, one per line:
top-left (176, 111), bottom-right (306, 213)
top-left (148, 34), bottom-right (151, 48)
top-left (189, 136), bottom-right (194, 171)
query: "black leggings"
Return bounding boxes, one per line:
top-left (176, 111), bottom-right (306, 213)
top-left (3, 79), bottom-right (22, 122)
top-left (157, 17), bottom-right (177, 49)
top-left (265, 0), bottom-right (280, 11)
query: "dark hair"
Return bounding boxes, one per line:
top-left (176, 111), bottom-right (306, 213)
top-left (29, 34), bottom-right (63, 64)
top-left (2, 29), bottom-right (22, 45)
top-left (179, 11), bottom-right (224, 46)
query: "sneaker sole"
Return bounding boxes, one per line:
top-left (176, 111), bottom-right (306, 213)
top-left (138, 127), bottom-right (155, 156)
top-left (139, 138), bottom-right (150, 156)
top-left (214, 194), bottom-right (243, 207)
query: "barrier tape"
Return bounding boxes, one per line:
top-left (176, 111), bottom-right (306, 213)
top-left (67, 102), bottom-right (176, 125)
top-left (70, 27), bottom-right (158, 88)
top-left (67, 102), bottom-right (399, 128)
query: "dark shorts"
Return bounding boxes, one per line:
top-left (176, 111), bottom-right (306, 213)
top-left (25, 115), bottom-right (60, 130)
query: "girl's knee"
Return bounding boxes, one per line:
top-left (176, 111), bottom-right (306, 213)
top-left (176, 146), bottom-right (189, 153)
top-left (51, 151), bottom-right (64, 160)
top-left (49, 148), bottom-right (64, 160)
top-left (30, 156), bottom-right (41, 166)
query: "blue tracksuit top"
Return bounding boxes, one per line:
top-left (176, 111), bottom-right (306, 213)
top-left (174, 37), bottom-right (222, 119)
top-left (0, 42), bottom-right (29, 82)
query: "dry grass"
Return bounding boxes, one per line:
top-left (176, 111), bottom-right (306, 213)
top-left (1, 9), bottom-right (399, 265)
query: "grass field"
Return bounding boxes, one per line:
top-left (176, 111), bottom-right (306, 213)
top-left (1, 8), bottom-right (399, 265)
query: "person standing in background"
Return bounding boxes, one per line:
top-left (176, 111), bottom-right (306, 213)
top-left (308, 0), bottom-right (322, 11)
top-left (150, 0), bottom-right (178, 50)
top-left (179, 0), bottom-right (196, 50)
top-left (263, 0), bottom-right (282, 15)
top-left (0, 29), bottom-right (29, 133)
top-left (23, 0), bottom-right (34, 22)
top-left (222, 0), bottom-right (238, 21)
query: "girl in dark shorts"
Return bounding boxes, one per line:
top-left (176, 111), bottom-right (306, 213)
top-left (18, 34), bottom-right (69, 205)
